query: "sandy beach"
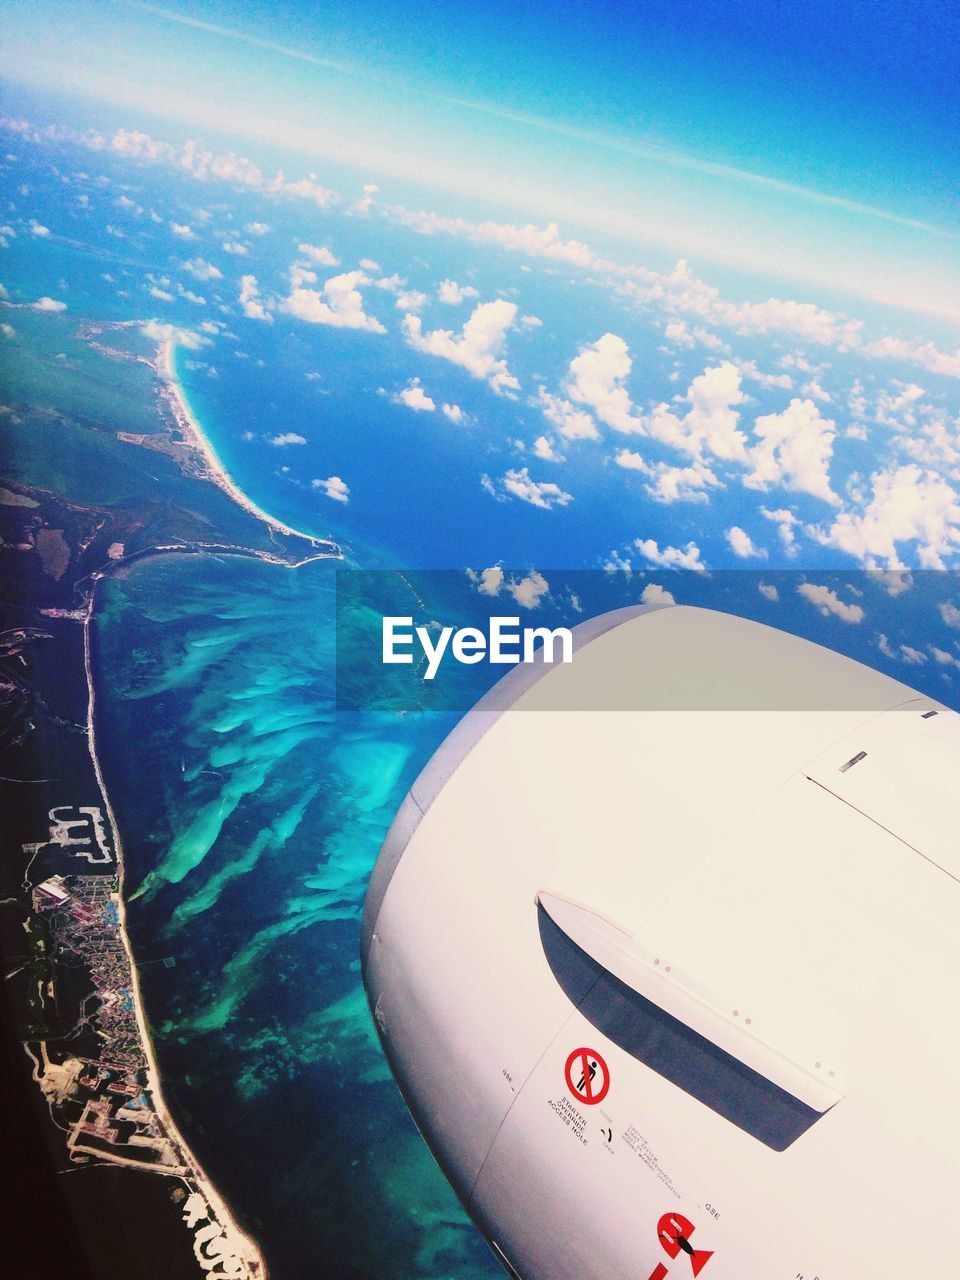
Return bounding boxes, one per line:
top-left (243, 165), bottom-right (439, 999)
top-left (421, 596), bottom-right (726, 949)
top-left (83, 583), bottom-right (268, 1278)
top-left (158, 339), bottom-right (333, 554)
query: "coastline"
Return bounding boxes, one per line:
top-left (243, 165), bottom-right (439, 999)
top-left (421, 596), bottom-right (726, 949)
top-left (66, 328), bottom-right (348, 1275)
top-left (5, 315), bottom-right (347, 1277)
top-left (62, 329), bottom-right (347, 1274)
top-left (83, 582), bottom-right (268, 1279)
top-left (157, 340), bottom-right (330, 556)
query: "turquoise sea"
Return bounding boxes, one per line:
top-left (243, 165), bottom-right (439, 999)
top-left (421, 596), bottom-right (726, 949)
top-left (94, 549), bottom-right (501, 1279)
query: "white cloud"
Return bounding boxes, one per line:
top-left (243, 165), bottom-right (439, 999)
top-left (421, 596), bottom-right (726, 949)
top-left (610, 258), bottom-right (862, 349)
top-left (782, 354), bottom-right (816, 374)
top-left (663, 318), bottom-right (728, 353)
top-left (616, 448), bottom-right (720, 506)
top-left (641, 582), bottom-right (676, 606)
top-left (471, 565), bottom-right (506, 593)
top-left (604, 550), bottom-right (632, 574)
top-left (864, 336), bottom-right (960, 379)
top-left (395, 289), bottom-right (428, 312)
top-left (396, 379), bottom-right (435, 412)
top-left (635, 538), bottom-right (706, 572)
top-left (298, 243), bottom-right (339, 267)
top-left (761, 505), bottom-right (801, 555)
top-left (734, 359), bottom-right (793, 390)
top-left (643, 459), bottom-right (719, 505)
top-left (394, 208), bottom-right (592, 266)
top-left (245, 222), bottom-right (270, 236)
top-left (404, 299), bottom-right (519, 394)
top-left (32, 296), bottom-right (67, 312)
top-left (438, 279), bottom-right (479, 305)
top-left (648, 362), bottom-right (747, 461)
top-left (312, 475), bottom-right (349, 503)
top-left (352, 183), bottom-right (379, 215)
top-left (615, 449), bottom-right (648, 472)
top-left (29, 220), bottom-right (50, 237)
top-left (269, 432), bottom-right (307, 446)
top-left (223, 240), bottom-right (249, 255)
top-left (359, 258), bottom-right (380, 272)
top-left (894, 417), bottom-right (960, 477)
top-left (171, 222), bottom-right (195, 239)
top-left (566, 333), bottom-right (644, 434)
top-left (270, 172), bottom-right (338, 208)
top-left (499, 467), bottom-right (573, 509)
top-left (877, 634), bottom-right (927, 664)
top-left (938, 601), bottom-right (960, 628)
top-left (758, 582), bottom-right (779, 601)
top-left (183, 257), bottom-right (223, 281)
top-left (239, 275), bottom-right (271, 322)
top-left (141, 319), bottom-right (209, 350)
top-left (442, 403), bottom-right (465, 424)
top-left (537, 387), bottom-right (599, 440)
top-left (284, 270), bottom-right (386, 333)
top-left (745, 397), bottom-right (839, 505)
top-left (814, 464), bottom-right (960, 569)
top-left (533, 435), bottom-right (562, 461)
top-left (507, 570), bottom-right (550, 609)
top-left (800, 378), bottom-right (831, 403)
top-left (930, 645), bottom-right (960, 668)
top-left (469, 566), bottom-right (504, 597)
top-left (1, 322), bottom-right (16, 338)
top-left (797, 582), bottom-right (864, 623)
top-left (726, 297), bottom-right (861, 347)
top-left (871, 570), bottom-right (913, 597)
top-left (149, 286), bottom-right (174, 301)
top-left (881, 382), bottom-right (925, 421)
top-left (726, 526), bottom-right (767, 559)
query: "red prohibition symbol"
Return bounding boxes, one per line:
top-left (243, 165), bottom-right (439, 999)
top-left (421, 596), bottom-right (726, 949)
top-left (564, 1047), bottom-right (610, 1105)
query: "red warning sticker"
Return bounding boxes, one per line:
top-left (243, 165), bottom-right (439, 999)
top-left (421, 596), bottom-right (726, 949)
top-left (647, 1212), bottom-right (714, 1279)
top-left (564, 1047), bottom-right (610, 1105)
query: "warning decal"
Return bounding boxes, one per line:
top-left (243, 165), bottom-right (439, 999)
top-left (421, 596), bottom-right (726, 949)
top-left (564, 1047), bottom-right (610, 1105)
top-left (646, 1212), bottom-right (714, 1279)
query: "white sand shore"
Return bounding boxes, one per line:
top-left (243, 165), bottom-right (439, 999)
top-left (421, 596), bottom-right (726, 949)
top-left (83, 586), bottom-right (267, 1278)
top-left (159, 339), bottom-right (328, 551)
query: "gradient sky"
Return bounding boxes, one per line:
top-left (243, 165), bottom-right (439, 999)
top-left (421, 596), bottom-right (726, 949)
top-left (4, 0), bottom-right (959, 314)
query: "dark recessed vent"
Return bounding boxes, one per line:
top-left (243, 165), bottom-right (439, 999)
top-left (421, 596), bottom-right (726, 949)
top-left (538, 905), bottom-right (829, 1152)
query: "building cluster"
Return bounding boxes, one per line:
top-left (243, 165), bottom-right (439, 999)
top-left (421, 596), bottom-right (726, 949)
top-left (33, 873), bottom-right (183, 1171)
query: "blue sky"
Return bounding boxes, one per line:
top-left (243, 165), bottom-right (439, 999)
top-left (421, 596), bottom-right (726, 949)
top-left (4, 0), bottom-right (959, 313)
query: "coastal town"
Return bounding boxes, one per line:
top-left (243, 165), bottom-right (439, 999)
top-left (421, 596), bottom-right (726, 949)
top-left (0, 318), bottom-right (343, 1278)
top-left (20, 804), bottom-right (261, 1277)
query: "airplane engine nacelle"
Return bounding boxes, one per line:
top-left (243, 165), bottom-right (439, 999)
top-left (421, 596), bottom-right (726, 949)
top-left (362, 604), bottom-right (960, 1279)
